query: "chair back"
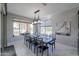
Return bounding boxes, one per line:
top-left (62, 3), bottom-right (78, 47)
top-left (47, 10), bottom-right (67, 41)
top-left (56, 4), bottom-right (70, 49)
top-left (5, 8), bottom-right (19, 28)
top-left (37, 39), bottom-right (44, 46)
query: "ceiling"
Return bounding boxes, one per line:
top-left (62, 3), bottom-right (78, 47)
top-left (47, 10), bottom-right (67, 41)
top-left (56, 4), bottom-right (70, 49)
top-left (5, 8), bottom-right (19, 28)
top-left (7, 3), bottom-right (79, 19)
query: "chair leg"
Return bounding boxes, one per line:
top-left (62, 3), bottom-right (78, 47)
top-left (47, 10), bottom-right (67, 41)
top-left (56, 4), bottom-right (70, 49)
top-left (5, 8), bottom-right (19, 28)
top-left (29, 42), bottom-right (30, 49)
top-left (54, 42), bottom-right (55, 48)
top-left (41, 48), bottom-right (43, 56)
top-left (26, 41), bottom-right (28, 47)
top-left (36, 47), bottom-right (38, 56)
top-left (34, 46), bottom-right (35, 53)
top-left (31, 44), bottom-right (32, 51)
top-left (52, 45), bottom-right (53, 52)
top-left (41, 50), bottom-right (43, 56)
top-left (40, 49), bottom-right (41, 52)
top-left (47, 48), bottom-right (49, 56)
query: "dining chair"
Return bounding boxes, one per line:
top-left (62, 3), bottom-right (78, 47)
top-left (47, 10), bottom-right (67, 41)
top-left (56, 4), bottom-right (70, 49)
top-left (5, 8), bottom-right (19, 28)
top-left (24, 34), bottom-right (33, 49)
top-left (24, 35), bottom-right (30, 47)
top-left (48, 38), bottom-right (56, 52)
top-left (25, 35), bottom-right (38, 54)
top-left (36, 39), bottom-right (49, 56)
top-left (28, 36), bottom-right (34, 49)
top-left (31, 36), bottom-right (38, 53)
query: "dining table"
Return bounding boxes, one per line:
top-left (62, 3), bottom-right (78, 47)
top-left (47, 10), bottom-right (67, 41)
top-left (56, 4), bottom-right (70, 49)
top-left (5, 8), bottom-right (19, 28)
top-left (31, 35), bottom-right (56, 46)
top-left (38, 36), bottom-right (52, 43)
top-left (25, 35), bottom-right (56, 55)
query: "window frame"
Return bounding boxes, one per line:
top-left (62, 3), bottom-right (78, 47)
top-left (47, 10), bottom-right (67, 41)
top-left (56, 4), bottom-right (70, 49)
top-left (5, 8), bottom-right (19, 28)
top-left (13, 20), bottom-right (30, 36)
top-left (40, 19), bottom-right (53, 36)
top-left (41, 26), bottom-right (52, 35)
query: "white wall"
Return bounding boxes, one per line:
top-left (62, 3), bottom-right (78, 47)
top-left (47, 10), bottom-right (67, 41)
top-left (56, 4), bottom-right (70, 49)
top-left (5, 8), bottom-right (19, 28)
top-left (52, 7), bottom-right (79, 48)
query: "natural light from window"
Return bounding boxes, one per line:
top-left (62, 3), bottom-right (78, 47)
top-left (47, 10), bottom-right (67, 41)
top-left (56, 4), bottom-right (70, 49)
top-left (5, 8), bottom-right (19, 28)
top-left (13, 21), bottom-right (30, 36)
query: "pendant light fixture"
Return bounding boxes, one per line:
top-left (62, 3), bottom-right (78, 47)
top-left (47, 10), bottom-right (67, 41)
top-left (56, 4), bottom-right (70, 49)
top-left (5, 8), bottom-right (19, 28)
top-left (32, 10), bottom-right (41, 24)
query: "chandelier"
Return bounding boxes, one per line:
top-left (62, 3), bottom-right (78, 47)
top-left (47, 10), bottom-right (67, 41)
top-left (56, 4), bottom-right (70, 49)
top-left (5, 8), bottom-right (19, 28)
top-left (32, 10), bottom-right (41, 24)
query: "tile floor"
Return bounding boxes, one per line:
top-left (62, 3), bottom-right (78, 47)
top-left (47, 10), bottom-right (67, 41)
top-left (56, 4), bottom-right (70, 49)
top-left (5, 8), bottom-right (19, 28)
top-left (14, 39), bottom-right (78, 56)
top-left (1, 38), bottom-right (78, 56)
top-left (1, 45), bottom-right (16, 56)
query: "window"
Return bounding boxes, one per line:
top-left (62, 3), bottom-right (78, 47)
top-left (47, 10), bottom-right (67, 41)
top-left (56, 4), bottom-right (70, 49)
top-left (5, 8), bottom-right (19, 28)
top-left (29, 24), bottom-right (33, 35)
top-left (13, 22), bottom-right (20, 36)
top-left (40, 19), bottom-right (52, 36)
top-left (41, 27), bottom-right (45, 35)
top-left (41, 27), bottom-right (52, 36)
top-left (13, 21), bottom-right (30, 36)
top-left (19, 23), bottom-right (28, 33)
top-left (45, 27), bottom-right (52, 35)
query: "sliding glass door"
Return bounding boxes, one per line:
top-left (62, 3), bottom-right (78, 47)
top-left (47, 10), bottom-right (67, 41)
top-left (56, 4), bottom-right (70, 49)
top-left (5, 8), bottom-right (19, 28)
top-left (13, 21), bottom-right (30, 36)
top-left (13, 22), bottom-right (20, 36)
top-left (19, 23), bottom-right (28, 33)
